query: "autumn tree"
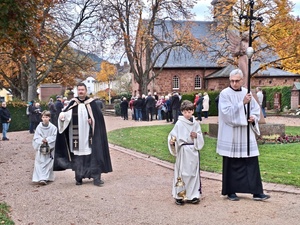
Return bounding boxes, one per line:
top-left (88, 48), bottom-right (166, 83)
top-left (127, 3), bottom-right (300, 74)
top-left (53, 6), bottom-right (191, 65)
top-left (206, 0), bottom-right (300, 75)
top-left (96, 61), bottom-right (117, 103)
top-left (97, 61), bottom-right (117, 83)
top-left (0, 0), bottom-right (104, 101)
top-left (99, 0), bottom-right (204, 95)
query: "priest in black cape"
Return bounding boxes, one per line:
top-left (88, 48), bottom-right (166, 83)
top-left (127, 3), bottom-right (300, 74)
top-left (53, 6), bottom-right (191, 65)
top-left (54, 83), bottom-right (112, 186)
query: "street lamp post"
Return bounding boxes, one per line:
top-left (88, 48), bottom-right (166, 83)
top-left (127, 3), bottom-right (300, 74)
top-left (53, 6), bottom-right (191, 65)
top-left (240, 0), bottom-right (263, 156)
top-left (108, 79), bottom-right (111, 105)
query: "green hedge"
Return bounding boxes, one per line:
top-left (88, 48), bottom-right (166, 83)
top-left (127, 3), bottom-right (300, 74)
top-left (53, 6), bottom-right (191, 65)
top-left (3, 102), bottom-right (48, 132)
top-left (181, 91), bottom-right (220, 116)
top-left (181, 86), bottom-right (292, 115)
top-left (263, 86), bottom-right (291, 111)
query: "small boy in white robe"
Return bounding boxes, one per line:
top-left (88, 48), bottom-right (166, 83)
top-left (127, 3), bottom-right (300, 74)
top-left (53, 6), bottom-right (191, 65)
top-left (168, 100), bottom-right (204, 205)
top-left (32, 110), bottom-right (57, 185)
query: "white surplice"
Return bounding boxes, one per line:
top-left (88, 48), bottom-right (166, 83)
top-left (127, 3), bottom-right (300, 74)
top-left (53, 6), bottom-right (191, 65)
top-left (58, 103), bottom-right (92, 156)
top-left (168, 116), bottom-right (204, 200)
top-left (216, 87), bottom-right (260, 158)
top-left (32, 122), bottom-right (57, 182)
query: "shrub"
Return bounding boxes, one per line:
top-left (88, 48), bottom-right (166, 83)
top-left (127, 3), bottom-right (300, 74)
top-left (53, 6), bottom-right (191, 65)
top-left (4, 101), bottom-right (48, 132)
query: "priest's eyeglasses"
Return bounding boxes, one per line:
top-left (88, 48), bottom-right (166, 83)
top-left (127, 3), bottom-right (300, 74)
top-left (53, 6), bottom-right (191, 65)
top-left (230, 79), bottom-right (241, 83)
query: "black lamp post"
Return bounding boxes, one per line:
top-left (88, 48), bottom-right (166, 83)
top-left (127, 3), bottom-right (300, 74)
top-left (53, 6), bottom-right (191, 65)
top-left (240, 0), bottom-right (263, 156)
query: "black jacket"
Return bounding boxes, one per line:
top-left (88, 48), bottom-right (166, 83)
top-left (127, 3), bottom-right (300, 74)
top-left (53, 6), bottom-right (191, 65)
top-left (0, 107), bottom-right (11, 123)
top-left (170, 95), bottom-right (181, 110)
top-left (133, 98), bottom-right (144, 109)
top-left (145, 96), bottom-right (155, 108)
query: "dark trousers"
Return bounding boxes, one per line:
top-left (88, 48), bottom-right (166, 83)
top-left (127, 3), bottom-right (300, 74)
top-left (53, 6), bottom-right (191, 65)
top-left (222, 156), bottom-right (263, 195)
top-left (165, 111), bottom-right (172, 122)
top-left (146, 107), bottom-right (154, 121)
top-left (172, 109), bottom-right (179, 123)
top-left (197, 112), bottom-right (202, 121)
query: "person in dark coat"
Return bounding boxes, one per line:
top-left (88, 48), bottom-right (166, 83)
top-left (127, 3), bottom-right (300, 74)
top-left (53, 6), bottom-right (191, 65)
top-left (48, 98), bottom-right (57, 126)
top-left (133, 95), bottom-right (143, 121)
top-left (145, 92), bottom-right (155, 121)
top-left (195, 93), bottom-right (204, 121)
top-left (141, 94), bottom-right (147, 121)
top-left (0, 101), bottom-right (11, 140)
top-left (54, 83), bottom-right (112, 186)
top-left (54, 96), bottom-right (64, 126)
top-left (170, 92), bottom-right (181, 124)
top-left (33, 102), bottom-right (42, 130)
top-left (120, 97), bottom-right (129, 120)
top-left (28, 101), bottom-right (36, 133)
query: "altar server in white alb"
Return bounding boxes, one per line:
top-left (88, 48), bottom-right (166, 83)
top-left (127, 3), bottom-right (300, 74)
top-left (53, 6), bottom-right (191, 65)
top-left (217, 68), bottom-right (270, 201)
top-left (32, 110), bottom-right (57, 185)
top-left (168, 100), bottom-right (204, 205)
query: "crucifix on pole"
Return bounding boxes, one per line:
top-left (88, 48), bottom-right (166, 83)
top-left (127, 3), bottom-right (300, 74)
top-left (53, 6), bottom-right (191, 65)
top-left (239, 0), bottom-right (263, 156)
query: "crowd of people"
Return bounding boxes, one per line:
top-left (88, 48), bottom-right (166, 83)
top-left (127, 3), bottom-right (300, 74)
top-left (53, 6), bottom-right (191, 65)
top-left (193, 91), bottom-right (211, 121)
top-left (119, 91), bottom-right (182, 123)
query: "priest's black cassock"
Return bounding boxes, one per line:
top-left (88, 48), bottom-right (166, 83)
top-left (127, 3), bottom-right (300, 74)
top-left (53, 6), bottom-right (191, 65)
top-left (53, 97), bottom-right (112, 182)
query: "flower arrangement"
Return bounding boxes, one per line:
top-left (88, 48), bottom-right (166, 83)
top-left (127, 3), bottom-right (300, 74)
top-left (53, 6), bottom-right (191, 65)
top-left (257, 134), bottom-right (300, 144)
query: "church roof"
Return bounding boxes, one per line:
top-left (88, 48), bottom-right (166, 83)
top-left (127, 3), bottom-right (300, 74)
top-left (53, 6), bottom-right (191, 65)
top-left (205, 63), bottom-right (299, 79)
top-left (153, 21), bottom-right (219, 68)
top-left (152, 20), bottom-right (298, 77)
top-left (293, 82), bottom-right (300, 90)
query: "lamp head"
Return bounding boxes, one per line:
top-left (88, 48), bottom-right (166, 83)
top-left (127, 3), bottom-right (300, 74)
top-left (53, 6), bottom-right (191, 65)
top-left (246, 47), bottom-right (254, 59)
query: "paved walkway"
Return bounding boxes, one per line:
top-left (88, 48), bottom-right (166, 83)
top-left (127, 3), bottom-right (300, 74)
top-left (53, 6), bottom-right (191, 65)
top-left (105, 115), bottom-right (300, 195)
top-left (0, 115), bottom-right (299, 224)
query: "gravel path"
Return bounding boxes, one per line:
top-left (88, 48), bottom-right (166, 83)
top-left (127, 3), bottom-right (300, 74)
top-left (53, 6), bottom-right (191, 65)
top-left (0, 116), bottom-right (299, 225)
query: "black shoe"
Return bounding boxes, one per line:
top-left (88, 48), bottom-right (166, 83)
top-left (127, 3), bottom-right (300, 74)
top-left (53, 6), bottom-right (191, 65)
top-left (253, 193), bottom-right (270, 201)
top-left (227, 193), bottom-right (239, 201)
top-left (93, 179), bottom-right (104, 186)
top-left (2, 137), bottom-right (9, 141)
top-left (175, 199), bottom-right (184, 205)
top-left (187, 198), bottom-right (200, 204)
top-left (75, 179), bottom-right (82, 185)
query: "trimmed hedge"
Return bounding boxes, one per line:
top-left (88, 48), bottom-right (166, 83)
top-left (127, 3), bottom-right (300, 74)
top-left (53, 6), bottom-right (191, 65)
top-left (181, 91), bottom-right (220, 116)
top-left (3, 101), bottom-right (48, 132)
top-left (263, 86), bottom-right (291, 110)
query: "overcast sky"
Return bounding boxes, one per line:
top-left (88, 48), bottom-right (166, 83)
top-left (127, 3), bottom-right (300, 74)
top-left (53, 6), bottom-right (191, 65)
top-left (192, 0), bottom-right (300, 21)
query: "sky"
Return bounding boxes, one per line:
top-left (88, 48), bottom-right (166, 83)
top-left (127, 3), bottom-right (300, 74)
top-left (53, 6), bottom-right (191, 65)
top-left (192, 0), bottom-right (300, 21)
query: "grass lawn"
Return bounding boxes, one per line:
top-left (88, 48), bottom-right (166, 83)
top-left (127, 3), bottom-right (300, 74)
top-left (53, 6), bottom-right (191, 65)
top-left (108, 124), bottom-right (300, 187)
top-left (0, 202), bottom-right (14, 225)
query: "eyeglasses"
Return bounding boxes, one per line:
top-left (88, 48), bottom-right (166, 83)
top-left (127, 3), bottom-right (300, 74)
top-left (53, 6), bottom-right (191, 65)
top-left (230, 79), bottom-right (241, 83)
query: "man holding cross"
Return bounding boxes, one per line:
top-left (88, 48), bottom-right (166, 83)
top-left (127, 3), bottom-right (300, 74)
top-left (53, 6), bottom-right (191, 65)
top-left (54, 83), bottom-right (112, 186)
top-left (216, 69), bottom-right (270, 201)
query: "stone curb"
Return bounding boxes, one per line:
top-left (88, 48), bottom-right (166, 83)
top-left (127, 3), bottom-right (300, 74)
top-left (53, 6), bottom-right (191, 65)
top-left (109, 143), bottom-right (300, 195)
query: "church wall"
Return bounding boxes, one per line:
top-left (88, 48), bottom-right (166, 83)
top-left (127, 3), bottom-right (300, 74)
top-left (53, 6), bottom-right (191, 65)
top-left (131, 67), bottom-right (300, 97)
top-left (251, 77), bottom-right (299, 88)
top-left (151, 68), bottom-right (217, 95)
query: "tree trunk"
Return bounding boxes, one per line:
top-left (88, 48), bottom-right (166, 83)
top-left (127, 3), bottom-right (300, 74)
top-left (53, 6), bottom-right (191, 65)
top-left (140, 82), bottom-right (149, 96)
top-left (27, 55), bottom-right (38, 101)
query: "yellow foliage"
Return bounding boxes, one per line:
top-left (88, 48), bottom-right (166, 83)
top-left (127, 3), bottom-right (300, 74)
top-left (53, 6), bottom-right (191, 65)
top-left (95, 90), bottom-right (117, 102)
top-left (96, 61), bottom-right (117, 82)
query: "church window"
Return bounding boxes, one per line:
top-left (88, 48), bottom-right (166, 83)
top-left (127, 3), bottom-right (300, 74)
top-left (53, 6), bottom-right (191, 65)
top-left (195, 75), bottom-right (201, 89)
top-left (172, 76), bottom-right (179, 89)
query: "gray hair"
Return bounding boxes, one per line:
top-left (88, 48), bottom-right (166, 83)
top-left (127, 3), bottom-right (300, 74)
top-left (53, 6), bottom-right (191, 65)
top-left (229, 69), bottom-right (243, 79)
